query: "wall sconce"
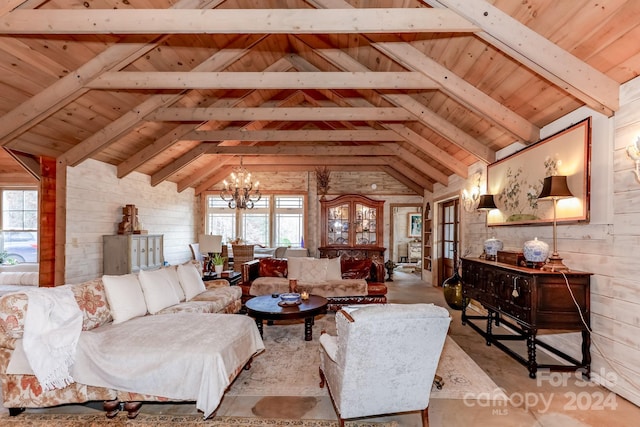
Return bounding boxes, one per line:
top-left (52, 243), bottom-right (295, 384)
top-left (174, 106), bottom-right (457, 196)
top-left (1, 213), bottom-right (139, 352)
top-left (626, 136), bottom-right (640, 183)
top-left (462, 186), bottom-right (480, 212)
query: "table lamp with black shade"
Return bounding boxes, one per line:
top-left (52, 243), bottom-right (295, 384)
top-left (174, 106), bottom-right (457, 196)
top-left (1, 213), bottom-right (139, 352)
top-left (198, 234), bottom-right (223, 273)
top-left (537, 175), bottom-right (573, 272)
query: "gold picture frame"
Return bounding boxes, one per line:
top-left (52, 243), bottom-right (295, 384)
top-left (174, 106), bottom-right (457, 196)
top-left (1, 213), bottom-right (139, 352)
top-left (408, 213), bottom-right (422, 237)
top-left (486, 117), bottom-right (591, 226)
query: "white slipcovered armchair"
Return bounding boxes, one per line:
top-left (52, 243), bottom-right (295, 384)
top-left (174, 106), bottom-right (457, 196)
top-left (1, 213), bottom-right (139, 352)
top-left (319, 303), bottom-right (451, 426)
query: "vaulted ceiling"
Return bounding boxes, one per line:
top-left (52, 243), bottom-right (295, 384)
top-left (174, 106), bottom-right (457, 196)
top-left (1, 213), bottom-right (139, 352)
top-left (1, 0), bottom-right (639, 195)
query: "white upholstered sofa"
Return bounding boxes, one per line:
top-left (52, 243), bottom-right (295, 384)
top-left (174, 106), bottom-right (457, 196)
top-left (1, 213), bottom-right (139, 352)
top-left (0, 261), bottom-right (263, 419)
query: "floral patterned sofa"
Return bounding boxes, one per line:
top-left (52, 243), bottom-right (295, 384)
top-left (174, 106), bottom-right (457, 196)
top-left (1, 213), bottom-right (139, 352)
top-left (240, 256), bottom-right (387, 311)
top-left (0, 262), bottom-right (261, 419)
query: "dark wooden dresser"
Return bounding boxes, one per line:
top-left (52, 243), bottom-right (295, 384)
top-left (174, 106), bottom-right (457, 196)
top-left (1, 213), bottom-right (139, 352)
top-left (460, 257), bottom-right (591, 378)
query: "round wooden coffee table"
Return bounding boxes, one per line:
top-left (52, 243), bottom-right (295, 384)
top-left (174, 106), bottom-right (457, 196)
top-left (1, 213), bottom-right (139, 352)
top-left (245, 294), bottom-right (328, 341)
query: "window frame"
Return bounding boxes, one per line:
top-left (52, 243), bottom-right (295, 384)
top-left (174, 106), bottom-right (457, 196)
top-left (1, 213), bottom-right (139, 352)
top-left (1, 187), bottom-right (39, 264)
top-left (203, 192), bottom-right (307, 248)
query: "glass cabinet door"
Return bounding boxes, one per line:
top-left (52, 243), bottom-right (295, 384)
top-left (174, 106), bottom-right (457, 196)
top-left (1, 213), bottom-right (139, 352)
top-left (354, 203), bottom-right (377, 246)
top-left (327, 203), bottom-right (349, 246)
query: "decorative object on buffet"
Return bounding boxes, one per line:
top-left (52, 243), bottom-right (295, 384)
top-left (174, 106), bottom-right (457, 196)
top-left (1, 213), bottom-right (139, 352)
top-left (220, 157), bottom-right (261, 209)
top-left (537, 175), bottom-right (574, 272)
top-left (199, 234), bottom-right (223, 273)
top-left (523, 237), bottom-right (549, 268)
top-left (626, 136), bottom-right (640, 183)
top-left (117, 204), bottom-right (146, 235)
top-left (483, 237), bottom-right (503, 261)
top-left (476, 194), bottom-right (497, 259)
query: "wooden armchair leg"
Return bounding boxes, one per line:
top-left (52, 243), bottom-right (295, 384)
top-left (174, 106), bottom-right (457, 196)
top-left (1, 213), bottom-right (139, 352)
top-left (421, 407), bottom-right (429, 427)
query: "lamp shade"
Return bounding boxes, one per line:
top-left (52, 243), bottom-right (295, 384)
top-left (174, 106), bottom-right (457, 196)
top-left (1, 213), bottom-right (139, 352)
top-left (199, 234), bottom-right (222, 254)
top-left (476, 194), bottom-right (497, 210)
top-left (537, 175), bottom-right (573, 200)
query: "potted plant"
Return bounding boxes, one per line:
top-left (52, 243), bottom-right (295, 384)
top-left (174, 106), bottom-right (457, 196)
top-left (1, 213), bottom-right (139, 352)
top-left (211, 253), bottom-right (226, 275)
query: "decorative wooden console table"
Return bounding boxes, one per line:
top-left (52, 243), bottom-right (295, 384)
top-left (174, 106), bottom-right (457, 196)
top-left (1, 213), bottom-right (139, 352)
top-left (460, 257), bottom-right (591, 379)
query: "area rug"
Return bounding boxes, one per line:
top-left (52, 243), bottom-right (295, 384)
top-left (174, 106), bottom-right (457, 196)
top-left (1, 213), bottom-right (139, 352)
top-left (227, 314), bottom-right (506, 401)
top-left (0, 413), bottom-right (397, 426)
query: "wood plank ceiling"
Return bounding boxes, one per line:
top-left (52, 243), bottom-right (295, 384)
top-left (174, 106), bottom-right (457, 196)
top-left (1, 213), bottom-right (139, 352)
top-left (0, 0), bottom-right (638, 195)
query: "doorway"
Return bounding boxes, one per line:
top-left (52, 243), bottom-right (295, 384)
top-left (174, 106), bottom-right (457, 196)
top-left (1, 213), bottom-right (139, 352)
top-left (389, 203), bottom-right (422, 267)
top-left (437, 198), bottom-right (460, 286)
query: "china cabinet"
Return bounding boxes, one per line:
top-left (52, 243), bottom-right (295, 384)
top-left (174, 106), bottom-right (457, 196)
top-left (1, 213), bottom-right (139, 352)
top-left (319, 194), bottom-right (385, 259)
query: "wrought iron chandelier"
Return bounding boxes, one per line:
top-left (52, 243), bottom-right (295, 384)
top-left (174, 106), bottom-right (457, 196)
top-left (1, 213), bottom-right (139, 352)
top-left (220, 158), bottom-right (261, 209)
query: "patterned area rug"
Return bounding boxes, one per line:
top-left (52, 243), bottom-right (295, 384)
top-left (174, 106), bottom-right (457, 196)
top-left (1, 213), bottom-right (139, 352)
top-left (227, 313), bottom-right (506, 401)
top-left (0, 413), bottom-right (397, 426)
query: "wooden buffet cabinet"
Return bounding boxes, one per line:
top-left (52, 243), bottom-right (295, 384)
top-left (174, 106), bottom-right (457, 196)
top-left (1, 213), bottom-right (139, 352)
top-left (460, 257), bottom-right (591, 378)
top-left (318, 194), bottom-right (385, 260)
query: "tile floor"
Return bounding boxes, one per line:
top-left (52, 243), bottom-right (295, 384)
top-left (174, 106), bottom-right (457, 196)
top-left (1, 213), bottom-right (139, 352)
top-left (16, 271), bottom-right (640, 426)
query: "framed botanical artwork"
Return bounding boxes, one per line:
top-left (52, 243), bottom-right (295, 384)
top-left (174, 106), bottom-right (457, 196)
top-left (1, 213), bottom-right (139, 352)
top-left (408, 213), bottom-right (422, 237)
top-left (486, 117), bottom-right (591, 226)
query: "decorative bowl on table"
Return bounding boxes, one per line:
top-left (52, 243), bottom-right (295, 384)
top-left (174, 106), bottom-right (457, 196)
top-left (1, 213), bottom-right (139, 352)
top-left (279, 293), bottom-right (302, 306)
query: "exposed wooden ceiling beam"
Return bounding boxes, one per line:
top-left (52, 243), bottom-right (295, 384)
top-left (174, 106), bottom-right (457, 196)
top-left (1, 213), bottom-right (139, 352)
top-left (161, 91), bottom-right (308, 188)
top-left (0, 0), bottom-right (227, 146)
top-left (61, 34), bottom-right (270, 167)
top-left (0, 9), bottom-right (478, 34)
top-left (146, 107), bottom-right (415, 122)
top-left (117, 59), bottom-right (296, 179)
top-left (380, 165), bottom-right (427, 195)
top-left (382, 143), bottom-right (448, 186)
top-left (307, 0), bottom-right (539, 143)
top-left (384, 123), bottom-right (470, 178)
top-left (423, 0), bottom-right (619, 116)
top-left (204, 145), bottom-right (392, 156)
top-left (1, 0), bottom-right (47, 15)
top-left (184, 129), bottom-right (404, 142)
top-left (385, 159), bottom-right (434, 193)
top-left (86, 72), bottom-right (439, 90)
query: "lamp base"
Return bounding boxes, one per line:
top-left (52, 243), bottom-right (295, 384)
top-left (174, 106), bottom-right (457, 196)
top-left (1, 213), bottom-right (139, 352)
top-left (541, 254), bottom-right (570, 272)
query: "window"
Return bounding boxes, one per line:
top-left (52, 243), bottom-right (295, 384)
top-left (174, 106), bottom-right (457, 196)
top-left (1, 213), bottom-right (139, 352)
top-left (275, 196), bottom-right (304, 247)
top-left (205, 194), bottom-right (305, 247)
top-left (1, 189), bottom-right (38, 263)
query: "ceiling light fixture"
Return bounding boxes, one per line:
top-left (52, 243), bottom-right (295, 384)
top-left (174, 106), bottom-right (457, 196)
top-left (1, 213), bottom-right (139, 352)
top-left (220, 157), bottom-right (261, 209)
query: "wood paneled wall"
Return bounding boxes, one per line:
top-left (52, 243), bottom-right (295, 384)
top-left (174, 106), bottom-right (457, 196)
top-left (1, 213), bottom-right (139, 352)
top-left (446, 76), bottom-right (640, 406)
top-left (65, 159), bottom-right (197, 283)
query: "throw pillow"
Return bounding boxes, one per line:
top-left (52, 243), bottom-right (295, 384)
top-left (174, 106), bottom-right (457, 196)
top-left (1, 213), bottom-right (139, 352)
top-left (102, 274), bottom-right (148, 324)
top-left (177, 262), bottom-right (206, 301)
top-left (286, 256), bottom-right (314, 280)
top-left (340, 257), bottom-right (372, 280)
top-left (298, 258), bottom-right (329, 283)
top-left (165, 266), bottom-right (186, 302)
top-left (138, 268), bottom-right (181, 314)
top-left (325, 257), bottom-right (342, 280)
top-left (259, 258), bottom-right (288, 277)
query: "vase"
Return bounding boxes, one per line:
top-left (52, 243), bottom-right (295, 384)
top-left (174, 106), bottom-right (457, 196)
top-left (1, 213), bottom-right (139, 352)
top-left (483, 237), bottom-right (503, 260)
top-left (442, 270), bottom-right (468, 310)
top-left (214, 264), bottom-right (224, 275)
top-left (523, 237), bottom-right (549, 263)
